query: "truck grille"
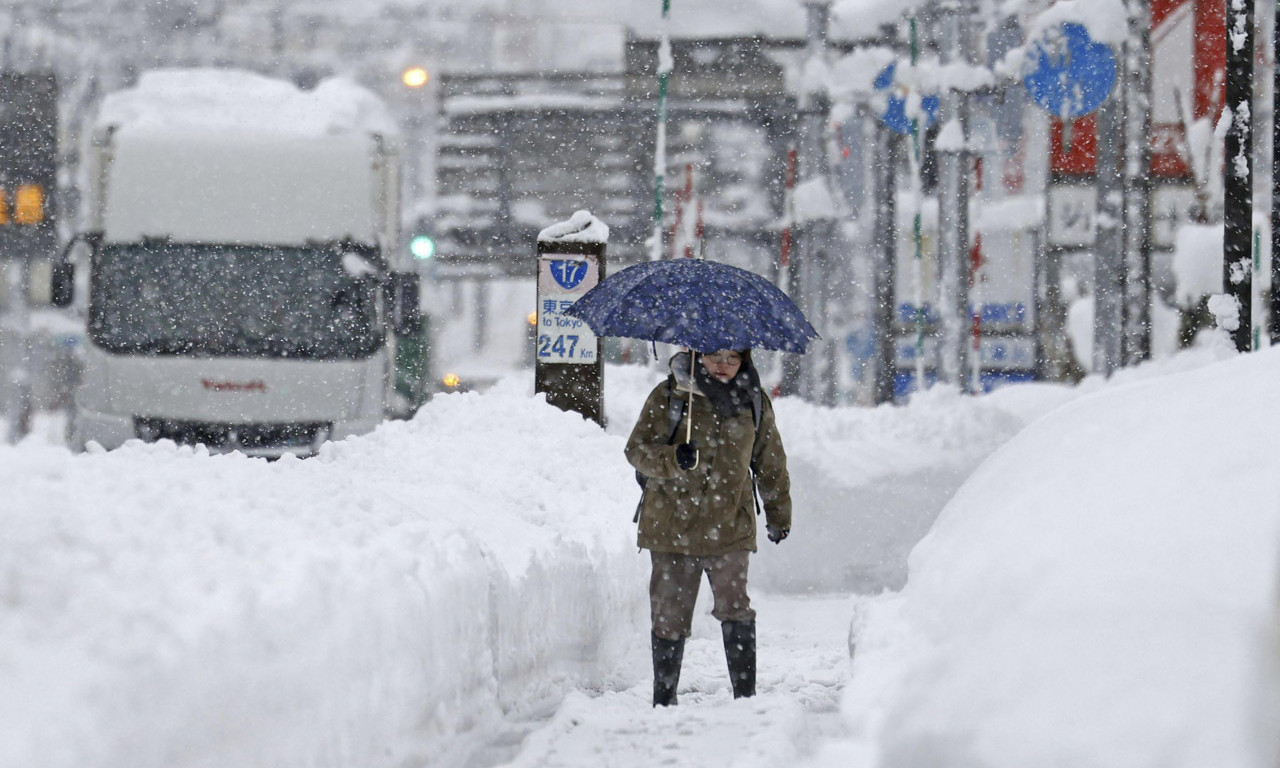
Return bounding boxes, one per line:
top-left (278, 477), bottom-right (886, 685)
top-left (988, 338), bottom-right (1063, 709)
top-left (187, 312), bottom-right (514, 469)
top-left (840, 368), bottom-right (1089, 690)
top-left (133, 418), bottom-right (331, 457)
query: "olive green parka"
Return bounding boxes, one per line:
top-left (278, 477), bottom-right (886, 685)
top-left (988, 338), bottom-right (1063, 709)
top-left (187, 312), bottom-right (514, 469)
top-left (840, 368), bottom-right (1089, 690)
top-left (625, 354), bottom-right (791, 556)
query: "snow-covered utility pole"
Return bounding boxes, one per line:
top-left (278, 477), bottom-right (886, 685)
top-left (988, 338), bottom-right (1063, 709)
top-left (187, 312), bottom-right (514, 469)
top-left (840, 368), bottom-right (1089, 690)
top-left (649, 0), bottom-right (673, 262)
top-left (1122, 0), bottom-right (1153, 364)
top-left (791, 1), bottom-right (835, 403)
top-left (907, 14), bottom-right (927, 392)
top-left (936, 0), bottom-right (975, 388)
top-left (1222, 0), bottom-right (1253, 352)
top-left (1094, 81), bottom-right (1125, 375)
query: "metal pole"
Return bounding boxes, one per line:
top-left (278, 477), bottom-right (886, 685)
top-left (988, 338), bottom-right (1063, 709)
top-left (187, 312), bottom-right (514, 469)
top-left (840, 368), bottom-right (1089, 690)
top-left (969, 158), bottom-right (984, 394)
top-left (1094, 87), bottom-right (1125, 375)
top-left (1122, 0), bottom-right (1153, 364)
top-left (937, 0), bottom-right (972, 388)
top-left (1224, 0), bottom-right (1254, 352)
top-left (873, 124), bottom-right (899, 404)
top-left (1272, 0), bottom-right (1280, 344)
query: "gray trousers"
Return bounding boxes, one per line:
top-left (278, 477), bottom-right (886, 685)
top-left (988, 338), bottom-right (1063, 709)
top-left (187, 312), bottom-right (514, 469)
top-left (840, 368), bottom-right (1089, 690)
top-left (649, 550), bottom-right (755, 640)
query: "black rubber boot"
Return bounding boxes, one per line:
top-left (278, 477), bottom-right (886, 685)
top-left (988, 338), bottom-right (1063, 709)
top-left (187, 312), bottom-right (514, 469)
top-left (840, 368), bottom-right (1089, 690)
top-left (652, 633), bottom-right (685, 707)
top-left (722, 620), bottom-right (756, 698)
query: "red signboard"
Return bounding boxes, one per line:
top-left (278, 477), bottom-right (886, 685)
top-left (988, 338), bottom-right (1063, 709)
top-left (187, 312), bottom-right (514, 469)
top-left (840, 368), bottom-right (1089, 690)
top-left (1048, 0), bottom-right (1223, 182)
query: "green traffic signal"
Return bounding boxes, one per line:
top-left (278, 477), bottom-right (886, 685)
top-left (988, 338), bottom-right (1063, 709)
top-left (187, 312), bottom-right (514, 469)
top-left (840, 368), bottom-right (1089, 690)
top-left (409, 234), bottom-right (435, 260)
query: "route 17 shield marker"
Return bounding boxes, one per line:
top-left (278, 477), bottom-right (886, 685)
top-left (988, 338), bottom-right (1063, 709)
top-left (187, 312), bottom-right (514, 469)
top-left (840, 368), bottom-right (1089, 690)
top-left (534, 212), bottom-right (608, 425)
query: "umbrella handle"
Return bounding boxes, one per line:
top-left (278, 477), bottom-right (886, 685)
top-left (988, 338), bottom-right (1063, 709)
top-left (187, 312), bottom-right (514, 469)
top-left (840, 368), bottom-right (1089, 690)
top-left (687, 352), bottom-right (696, 466)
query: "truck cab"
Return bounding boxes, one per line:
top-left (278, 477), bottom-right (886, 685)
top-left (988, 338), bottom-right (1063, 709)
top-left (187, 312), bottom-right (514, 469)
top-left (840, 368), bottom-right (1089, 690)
top-left (56, 70), bottom-right (420, 457)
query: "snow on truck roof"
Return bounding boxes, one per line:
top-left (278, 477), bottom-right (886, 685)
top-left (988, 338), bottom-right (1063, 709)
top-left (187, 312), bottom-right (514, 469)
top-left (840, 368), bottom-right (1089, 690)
top-left (94, 70), bottom-right (399, 246)
top-left (96, 68), bottom-right (400, 139)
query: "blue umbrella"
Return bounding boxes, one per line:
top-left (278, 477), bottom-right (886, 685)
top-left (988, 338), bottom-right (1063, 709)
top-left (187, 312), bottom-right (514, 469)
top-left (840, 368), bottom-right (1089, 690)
top-left (565, 258), bottom-right (819, 355)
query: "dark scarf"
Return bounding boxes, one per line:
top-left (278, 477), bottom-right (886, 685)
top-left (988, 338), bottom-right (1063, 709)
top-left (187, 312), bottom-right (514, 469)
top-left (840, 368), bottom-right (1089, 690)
top-left (693, 352), bottom-right (762, 419)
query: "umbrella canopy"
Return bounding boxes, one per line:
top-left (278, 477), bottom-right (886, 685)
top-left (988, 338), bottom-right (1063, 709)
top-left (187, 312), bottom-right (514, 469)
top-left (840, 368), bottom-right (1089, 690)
top-left (564, 258), bottom-right (819, 354)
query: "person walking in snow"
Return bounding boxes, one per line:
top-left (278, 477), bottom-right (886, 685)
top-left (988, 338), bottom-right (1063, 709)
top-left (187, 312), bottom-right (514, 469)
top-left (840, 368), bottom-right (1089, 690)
top-left (625, 347), bottom-right (792, 707)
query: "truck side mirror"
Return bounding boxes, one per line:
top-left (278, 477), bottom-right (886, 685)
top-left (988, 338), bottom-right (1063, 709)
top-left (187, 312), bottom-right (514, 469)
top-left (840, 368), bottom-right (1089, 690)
top-left (389, 272), bottom-right (422, 337)
top-left (50, 262), bottom-right (74, 307)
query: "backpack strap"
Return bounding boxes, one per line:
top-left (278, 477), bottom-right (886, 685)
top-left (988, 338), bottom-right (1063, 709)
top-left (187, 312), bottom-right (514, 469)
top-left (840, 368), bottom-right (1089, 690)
top-left (748, 388), bottom-right (764, 515)
top-left (634, 378), bottom-right (687, 524)
top-left (664, 377), bottom-right (686, 445)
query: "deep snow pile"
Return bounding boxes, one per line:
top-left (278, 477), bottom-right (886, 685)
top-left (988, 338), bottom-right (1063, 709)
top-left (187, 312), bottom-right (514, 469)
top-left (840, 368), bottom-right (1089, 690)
top-left (0, 358), bottom-right (1078, 768)
top-left (0, 377), bottom-right (646, 768)
top-left (822, 344), bottom-right (1280, 768)
top-left (757, 387), bottom-right (1042, 593)
top-left (8, 346), bottom-right (1262, 768)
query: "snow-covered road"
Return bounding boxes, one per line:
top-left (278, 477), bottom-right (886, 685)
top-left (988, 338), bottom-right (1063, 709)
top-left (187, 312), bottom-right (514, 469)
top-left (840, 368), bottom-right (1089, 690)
top-left (478, 593), bottom-right (857, 768)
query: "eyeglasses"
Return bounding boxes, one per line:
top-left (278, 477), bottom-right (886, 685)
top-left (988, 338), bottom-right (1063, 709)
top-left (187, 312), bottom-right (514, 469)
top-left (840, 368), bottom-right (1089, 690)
top-left (704, 352), bottom-right (742, 365)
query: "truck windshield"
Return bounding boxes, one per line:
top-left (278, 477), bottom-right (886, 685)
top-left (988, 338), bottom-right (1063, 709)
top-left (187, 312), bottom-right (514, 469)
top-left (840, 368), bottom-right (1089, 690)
top-left (89, 242), bottom-right (383, 359)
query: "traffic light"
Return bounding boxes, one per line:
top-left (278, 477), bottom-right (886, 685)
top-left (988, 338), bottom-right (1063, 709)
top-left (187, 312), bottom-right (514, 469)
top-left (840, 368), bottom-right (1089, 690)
top-left (14, 184), bottom-right (44, 224)
top-left (409, 234), bottom-right (435, 260)
top-left (0, 185), bottom-right (47, 225)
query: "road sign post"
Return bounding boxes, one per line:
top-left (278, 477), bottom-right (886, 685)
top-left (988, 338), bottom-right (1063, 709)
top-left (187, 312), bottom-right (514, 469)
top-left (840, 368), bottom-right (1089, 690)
top-left (535, 212), bottom-right (607, 426)
top-left (1023, 23), bottom-right (1118, 375)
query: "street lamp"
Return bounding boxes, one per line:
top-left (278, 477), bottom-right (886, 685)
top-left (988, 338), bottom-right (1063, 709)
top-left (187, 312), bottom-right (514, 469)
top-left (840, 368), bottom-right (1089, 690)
top-left (402, 67), bottom-right (429, 88)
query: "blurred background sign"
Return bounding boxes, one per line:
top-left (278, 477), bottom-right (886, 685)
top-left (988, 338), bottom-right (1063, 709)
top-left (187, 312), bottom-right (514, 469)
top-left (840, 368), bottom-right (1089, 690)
top-left (1024, 22), bottom-right (1117, 120)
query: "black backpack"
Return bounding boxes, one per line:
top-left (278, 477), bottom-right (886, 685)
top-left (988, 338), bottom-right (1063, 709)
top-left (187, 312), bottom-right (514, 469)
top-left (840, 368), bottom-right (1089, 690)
top-left (633, 378), bottom-right (764, 523)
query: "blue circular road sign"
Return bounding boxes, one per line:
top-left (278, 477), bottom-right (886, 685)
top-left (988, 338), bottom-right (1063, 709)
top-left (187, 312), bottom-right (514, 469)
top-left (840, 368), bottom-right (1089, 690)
top-left (1024, 22), bottom-right (1117, 119)
top-left (874, 62), bottom-right (940, 136)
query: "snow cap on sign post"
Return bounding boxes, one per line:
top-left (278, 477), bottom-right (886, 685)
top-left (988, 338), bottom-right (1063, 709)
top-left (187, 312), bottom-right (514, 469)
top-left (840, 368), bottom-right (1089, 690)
top-left (537, 210), bottom-right (610, 245)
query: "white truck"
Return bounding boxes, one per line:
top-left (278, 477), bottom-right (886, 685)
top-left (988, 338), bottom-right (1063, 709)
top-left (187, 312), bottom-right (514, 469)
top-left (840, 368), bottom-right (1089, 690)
top-left (52, 69), bottom-right (422, 456)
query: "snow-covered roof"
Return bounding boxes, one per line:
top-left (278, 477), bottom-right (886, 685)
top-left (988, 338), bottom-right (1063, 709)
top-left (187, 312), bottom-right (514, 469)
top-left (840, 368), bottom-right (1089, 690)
top-left (96, 68), bottom-right (400, 139)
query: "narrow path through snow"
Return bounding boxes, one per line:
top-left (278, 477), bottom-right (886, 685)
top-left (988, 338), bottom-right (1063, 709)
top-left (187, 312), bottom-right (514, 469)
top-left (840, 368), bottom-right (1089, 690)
top-left (473, 593), bottom-right (858, 768)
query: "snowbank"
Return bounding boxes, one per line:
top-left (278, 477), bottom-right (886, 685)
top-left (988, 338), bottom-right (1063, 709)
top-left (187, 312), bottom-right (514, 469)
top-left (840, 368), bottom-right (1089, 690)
top-left (1066, 292), bottom-right (1184, 368)
top-left (756, 386), bottom-right (1055, 594)
top-left (0, 380), bottom-right (646, 768)
top-left (836, 346), bottom-right (1280, 767)
top-left (12, 347), bottom-right (1271, 767)
top-left (1173, 223), bottom-right (1224, 305)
